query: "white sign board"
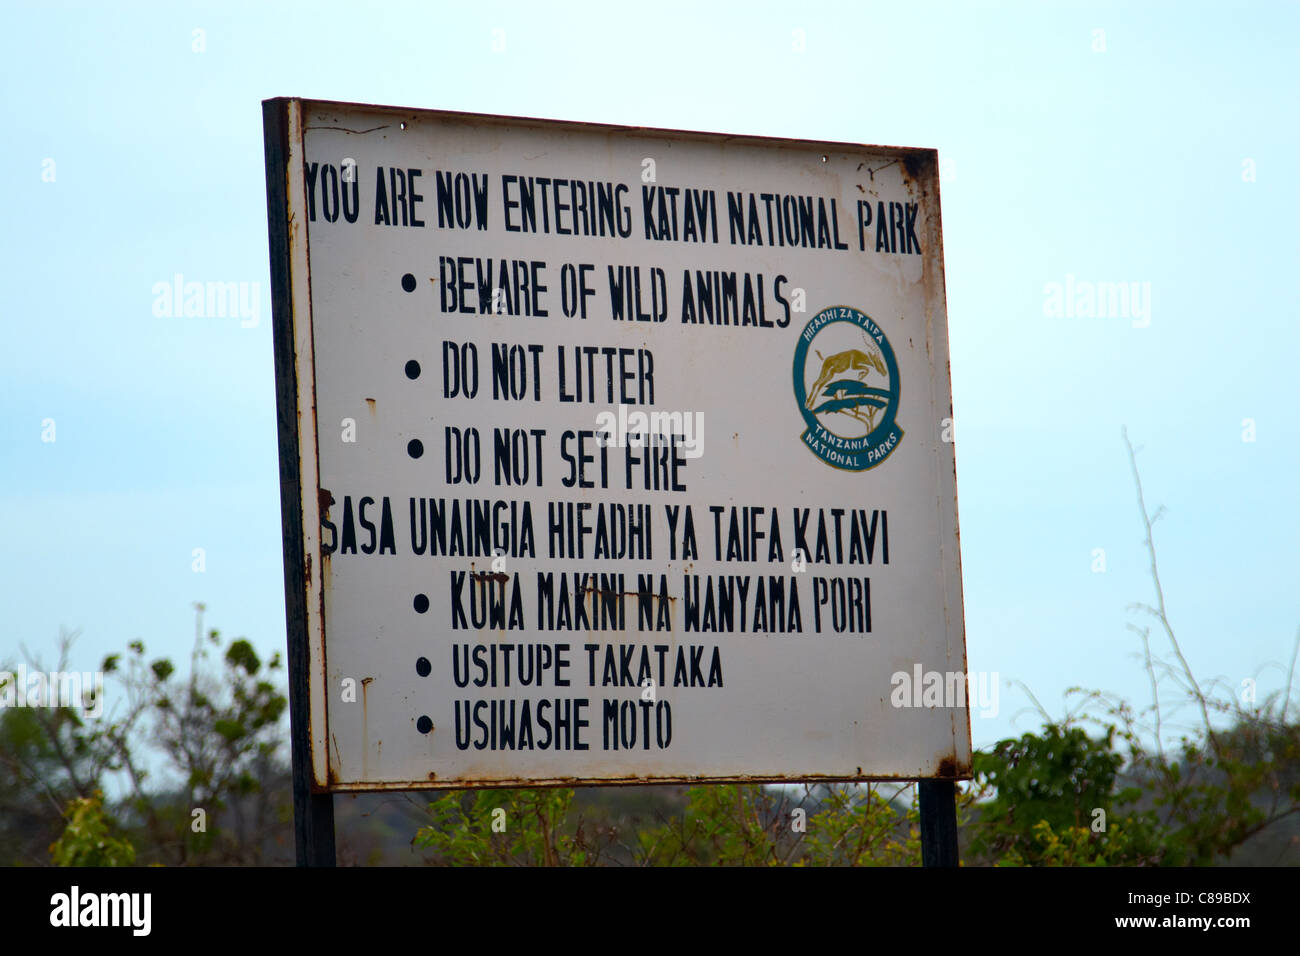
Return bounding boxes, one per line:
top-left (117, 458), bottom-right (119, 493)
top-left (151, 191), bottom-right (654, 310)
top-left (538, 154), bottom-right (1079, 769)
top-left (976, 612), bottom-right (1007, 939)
top-left (267, 98), bottom-right (970, 790)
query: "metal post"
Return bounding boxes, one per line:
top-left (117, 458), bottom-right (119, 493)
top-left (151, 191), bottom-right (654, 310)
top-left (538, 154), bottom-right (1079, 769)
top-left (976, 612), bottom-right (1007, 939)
top-left (919, 779), bottom-right (959, 867)
top-left (263, 98), bottom-right (336, 867)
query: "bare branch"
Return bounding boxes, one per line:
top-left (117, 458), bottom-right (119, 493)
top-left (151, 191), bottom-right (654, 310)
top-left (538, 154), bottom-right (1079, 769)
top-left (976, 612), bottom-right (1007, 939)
top-left (1281, 626), bottom-right (1300, 725)
top-left (1123, 427), bottom-right (1218, 758)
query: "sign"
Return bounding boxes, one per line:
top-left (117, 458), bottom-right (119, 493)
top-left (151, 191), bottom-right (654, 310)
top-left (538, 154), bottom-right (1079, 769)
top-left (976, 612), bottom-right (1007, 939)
top-left (264, 98), bottom-right (970, 791)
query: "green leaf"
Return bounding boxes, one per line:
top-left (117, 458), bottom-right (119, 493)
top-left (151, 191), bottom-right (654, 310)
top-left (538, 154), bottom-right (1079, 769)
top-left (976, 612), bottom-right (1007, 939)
top-left (224, 640), bottom-right (260, 676)
top-left (213, 719), bottom-right (246, 742)
top-left (150, 659), bottom-right (174, 682)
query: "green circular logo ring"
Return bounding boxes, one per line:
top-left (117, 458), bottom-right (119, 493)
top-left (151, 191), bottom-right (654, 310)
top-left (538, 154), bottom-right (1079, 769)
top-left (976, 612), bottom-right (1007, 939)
top-left (792, 306), bottom-right (904, 471)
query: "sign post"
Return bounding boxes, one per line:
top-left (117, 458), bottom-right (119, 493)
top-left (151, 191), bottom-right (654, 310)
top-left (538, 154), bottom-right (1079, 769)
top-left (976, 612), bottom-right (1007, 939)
top-left (920, 779), bottom-right (959, 867)
top-left (263, 97), bottom-right (969, 867)
top-left (263, 100), bottom-right (337, 866)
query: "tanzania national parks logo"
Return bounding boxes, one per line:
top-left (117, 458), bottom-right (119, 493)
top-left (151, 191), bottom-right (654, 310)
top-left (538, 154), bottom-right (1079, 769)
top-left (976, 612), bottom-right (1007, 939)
top-left (793, 306), bottom-right (903, 471)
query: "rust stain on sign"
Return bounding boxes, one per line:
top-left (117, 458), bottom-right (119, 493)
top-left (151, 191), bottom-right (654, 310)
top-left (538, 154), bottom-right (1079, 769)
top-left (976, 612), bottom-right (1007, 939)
top-left (361, 677), bottom-right (375, 780)
top-left (935, 755), bottom-right (970, 779)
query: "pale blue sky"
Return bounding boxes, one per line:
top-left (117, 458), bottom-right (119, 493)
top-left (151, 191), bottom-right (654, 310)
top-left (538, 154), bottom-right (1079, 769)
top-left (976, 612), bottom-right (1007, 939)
top-left (2, 0), bottom-right (1297, 757)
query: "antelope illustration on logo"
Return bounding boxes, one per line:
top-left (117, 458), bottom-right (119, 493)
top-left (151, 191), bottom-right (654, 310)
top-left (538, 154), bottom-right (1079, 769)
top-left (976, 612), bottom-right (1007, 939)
top-left (805, 332), bottom-right (889, 431)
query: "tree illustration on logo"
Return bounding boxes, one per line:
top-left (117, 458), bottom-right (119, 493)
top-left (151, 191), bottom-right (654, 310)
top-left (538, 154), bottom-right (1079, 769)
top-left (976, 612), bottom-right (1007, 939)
top-left (805, 339), bottom-right (891, 432)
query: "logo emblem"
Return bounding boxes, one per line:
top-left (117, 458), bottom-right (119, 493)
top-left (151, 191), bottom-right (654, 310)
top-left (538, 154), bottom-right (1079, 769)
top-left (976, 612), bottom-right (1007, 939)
top-left (793, 306), bottom-right (903, 471)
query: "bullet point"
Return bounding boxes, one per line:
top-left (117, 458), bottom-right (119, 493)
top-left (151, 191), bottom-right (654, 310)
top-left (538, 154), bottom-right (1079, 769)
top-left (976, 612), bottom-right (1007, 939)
top-left (405, 359), bottom-right (421, 379)
top-left (413, 593), bottom-right (429, 614)
top-left (408, 438), bottom-right (424, 459)
top-left (416, 657), bottom-right (431, 677)
top-left (417, 715), bottom-right (433, 734)
top-left (401, 273), bottom-right (417, 293)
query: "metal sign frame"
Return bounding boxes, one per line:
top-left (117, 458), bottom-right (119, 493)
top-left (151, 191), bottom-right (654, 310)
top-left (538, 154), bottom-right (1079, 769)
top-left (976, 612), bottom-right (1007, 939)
top-left (263, 97), bottom-right (967, 866)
